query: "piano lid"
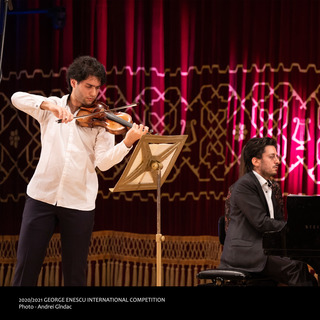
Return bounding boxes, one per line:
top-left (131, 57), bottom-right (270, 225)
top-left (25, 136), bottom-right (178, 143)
top-left (286, 195), bottom-right (320, 250)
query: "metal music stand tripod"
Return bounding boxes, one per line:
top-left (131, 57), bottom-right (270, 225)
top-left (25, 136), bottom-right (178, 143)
top-left (110, 134), bottom-right (188, 286)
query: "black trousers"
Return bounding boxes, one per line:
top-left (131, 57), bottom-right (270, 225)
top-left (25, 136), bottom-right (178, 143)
top-left (13, 197), bottom-right (95, 286)
top-left (261, 256), bottom-right (318, 286)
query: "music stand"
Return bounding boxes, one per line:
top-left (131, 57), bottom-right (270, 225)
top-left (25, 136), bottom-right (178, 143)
top-left (110, 134), bottom-right (188, 286)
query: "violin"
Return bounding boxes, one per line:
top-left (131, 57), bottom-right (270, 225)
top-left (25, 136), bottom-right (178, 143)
top-left (57, 101), bottom-right (146, 135)
top-left (76, 101), bottom-right (134, 135)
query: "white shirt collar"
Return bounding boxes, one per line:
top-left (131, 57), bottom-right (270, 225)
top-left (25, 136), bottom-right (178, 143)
top-left (252, 170), bottom-right (271, 188)
top-left (252, 170), bottom-right (274, 218)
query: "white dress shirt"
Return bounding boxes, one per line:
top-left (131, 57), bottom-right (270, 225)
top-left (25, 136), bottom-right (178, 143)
top-left (252, 170), bottom-right (274, 219)
top-left (11, 92), bottom-right (131, 211)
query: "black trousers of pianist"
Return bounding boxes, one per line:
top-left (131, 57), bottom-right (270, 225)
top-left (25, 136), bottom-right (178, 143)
top-left (261, 255), bottom-right (318, 286)
top-left (13, 196), bottom-right (95, 286)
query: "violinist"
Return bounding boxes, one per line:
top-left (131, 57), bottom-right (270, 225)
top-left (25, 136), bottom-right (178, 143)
top-left (11, 56), bottom-right (149, 286)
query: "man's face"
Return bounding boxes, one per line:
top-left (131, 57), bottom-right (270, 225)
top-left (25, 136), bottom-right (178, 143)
top-left (252, 145), bottom-right (280, 180)
top-left (70, 75), bottom-right (101, 106)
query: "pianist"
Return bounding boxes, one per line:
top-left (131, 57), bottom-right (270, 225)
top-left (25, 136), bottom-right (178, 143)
top-left (219, 137), bottom-right (317, 286)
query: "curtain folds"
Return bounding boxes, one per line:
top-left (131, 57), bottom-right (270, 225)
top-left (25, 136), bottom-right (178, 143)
top-left (2, 0), bottom-right (320, 237)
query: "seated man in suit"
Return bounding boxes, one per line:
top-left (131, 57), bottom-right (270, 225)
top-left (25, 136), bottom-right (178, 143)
top-left (219, 137), bottom-right (317, 286)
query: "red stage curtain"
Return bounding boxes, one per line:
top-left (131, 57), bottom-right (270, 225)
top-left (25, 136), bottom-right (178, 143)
top-left (1, 0), bottom-right (320, 236)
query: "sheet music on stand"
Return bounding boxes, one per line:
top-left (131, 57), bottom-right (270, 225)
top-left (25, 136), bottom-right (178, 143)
top-left (110, 134), bottom-right (188, 286)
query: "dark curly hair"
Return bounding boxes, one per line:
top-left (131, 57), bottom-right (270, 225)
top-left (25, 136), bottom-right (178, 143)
top-left (243, 137), bottom-right (277, 173)
top-left (66, 56), bottom-right (107, 92)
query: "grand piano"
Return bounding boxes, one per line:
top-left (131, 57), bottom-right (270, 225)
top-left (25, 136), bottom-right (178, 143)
top-left (263, 195), bottom-right (320, 276)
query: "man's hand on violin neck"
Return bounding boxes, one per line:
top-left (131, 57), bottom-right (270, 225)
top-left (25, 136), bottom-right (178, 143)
top-left (40, 101), bottom-right (74, 123)
top-left (123, 123), bottom-right (149, 148)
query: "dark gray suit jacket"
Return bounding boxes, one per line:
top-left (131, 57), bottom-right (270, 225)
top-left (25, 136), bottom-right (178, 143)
top-left (219, 171), bottom-right (286, 272)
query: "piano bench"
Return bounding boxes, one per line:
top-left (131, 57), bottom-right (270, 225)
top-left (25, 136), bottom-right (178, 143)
top-left (197, 269), bottom-right (277, 286)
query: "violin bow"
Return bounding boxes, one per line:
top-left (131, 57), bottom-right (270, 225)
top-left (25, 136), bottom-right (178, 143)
top-left (109, 103), bottom-right (137, 112)
top-left (56, 103), bottom-right (137, 123)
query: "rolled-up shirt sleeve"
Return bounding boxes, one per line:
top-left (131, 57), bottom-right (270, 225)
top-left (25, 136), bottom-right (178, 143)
top-left (11, 91), bottom-right (55, 123)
